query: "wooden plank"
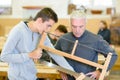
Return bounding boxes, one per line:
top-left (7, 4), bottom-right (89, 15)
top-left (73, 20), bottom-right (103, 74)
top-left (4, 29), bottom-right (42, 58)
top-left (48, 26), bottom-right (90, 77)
top-left (71, 40), bottom-right (78, 55)
top-left (99, 53), bottom-right (112, 80)
top-left (76, 73), bottom-right (86, 80)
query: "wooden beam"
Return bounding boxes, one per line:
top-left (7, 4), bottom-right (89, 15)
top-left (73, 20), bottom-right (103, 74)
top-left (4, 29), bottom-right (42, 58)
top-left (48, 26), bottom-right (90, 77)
top-left (71, 40), bottom-right (78, 55)
top-left (99, 53), bottom-right (112, 80)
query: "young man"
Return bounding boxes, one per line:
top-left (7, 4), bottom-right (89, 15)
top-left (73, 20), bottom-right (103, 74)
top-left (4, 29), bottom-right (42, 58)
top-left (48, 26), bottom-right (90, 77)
top-left (1, 7), bottom-right (74, 80)
top-left (55, 10), bottom-right (118, 80)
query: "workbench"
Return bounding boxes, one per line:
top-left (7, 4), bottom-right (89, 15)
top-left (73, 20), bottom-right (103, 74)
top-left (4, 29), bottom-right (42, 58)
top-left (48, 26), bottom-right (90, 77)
top-left (0, 62), bottom-right (61, 80)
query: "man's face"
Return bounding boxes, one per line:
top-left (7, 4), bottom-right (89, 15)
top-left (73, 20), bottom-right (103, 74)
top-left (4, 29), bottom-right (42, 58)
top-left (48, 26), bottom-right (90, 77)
top-left (37, 19), bottom-right (55, 34)
top-left (54, 29), bottom-right (65, 40)
top-left (71, 18), bottom-right (86, 38)
top-left (99, 22), bottom-right (105, 29)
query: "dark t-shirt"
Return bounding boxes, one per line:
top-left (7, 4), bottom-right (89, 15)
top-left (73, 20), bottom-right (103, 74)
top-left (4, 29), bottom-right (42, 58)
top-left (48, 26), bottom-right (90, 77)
top-left (98, 29), bottom-right (111, 44)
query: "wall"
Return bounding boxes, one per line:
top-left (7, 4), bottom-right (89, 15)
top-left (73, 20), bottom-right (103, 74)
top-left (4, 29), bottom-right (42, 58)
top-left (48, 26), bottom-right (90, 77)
top-left (0, 0), bottom-right (69, 35)
top-left (0, 18), bottom-right (21, 36)
top-left (0, 0), bottom-right (120, 18)
top-left (0, 0), bottom-right (114, 36)
top-left (0, 0), bottom-right (69, 18)
top-left (116, 0), bottom-right (120, 13)
top-left (0, 18), bottom-right (111, 36)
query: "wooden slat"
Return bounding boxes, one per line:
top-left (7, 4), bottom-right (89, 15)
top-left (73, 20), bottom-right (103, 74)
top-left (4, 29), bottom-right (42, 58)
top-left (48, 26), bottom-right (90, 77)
top-left (71, 40), bottom-right (78, 55)
top-left (99, 53), bottom-right (112, 80)
top-left (76, 73), bottom-right (86, 80)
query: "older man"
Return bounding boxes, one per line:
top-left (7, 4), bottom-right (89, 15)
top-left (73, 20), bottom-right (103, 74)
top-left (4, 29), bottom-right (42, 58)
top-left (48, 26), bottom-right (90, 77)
top-left (55, 10), bottom-right (118, 80)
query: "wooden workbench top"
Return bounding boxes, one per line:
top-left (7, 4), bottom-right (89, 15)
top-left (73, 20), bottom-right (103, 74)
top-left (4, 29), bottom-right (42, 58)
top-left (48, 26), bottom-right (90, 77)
top-left (0, 62), bottom-right (59, 74)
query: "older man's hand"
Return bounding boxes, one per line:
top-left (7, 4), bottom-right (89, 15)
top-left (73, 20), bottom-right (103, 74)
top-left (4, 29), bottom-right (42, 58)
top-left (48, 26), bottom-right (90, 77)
top-left (86, 70), bottom-right (100, 80)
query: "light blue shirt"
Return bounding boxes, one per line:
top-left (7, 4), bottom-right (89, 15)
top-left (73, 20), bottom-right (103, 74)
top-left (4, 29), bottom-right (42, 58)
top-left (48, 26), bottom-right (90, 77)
top-left (0, 21), bottom-right (74, 80)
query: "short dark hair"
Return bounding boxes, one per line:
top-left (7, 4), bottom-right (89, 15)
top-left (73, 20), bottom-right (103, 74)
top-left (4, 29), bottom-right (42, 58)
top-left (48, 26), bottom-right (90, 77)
top-left (56, 25), bottom-right (68, 33)
top-left (34, 7), bottom-right (58, 23)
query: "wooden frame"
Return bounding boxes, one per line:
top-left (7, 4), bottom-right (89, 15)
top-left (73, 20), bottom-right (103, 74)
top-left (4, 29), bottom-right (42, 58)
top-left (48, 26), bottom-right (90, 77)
top-left (39, 32), bottom-right (112, 80)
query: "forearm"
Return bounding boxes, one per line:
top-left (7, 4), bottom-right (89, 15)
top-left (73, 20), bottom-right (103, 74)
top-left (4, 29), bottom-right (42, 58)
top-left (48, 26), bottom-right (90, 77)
top-left (107, 53), bottom-right (118, 71)
top-left (1, 52), bottom-right (30, 63)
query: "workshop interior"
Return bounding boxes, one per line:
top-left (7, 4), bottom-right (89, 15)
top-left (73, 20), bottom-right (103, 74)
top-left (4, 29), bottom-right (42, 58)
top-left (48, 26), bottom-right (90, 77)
top-left (0, 0), bottom-right (120, 80)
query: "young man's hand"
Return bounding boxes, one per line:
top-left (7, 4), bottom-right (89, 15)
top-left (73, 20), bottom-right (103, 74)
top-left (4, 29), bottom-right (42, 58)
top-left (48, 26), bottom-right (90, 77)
top-left (29, 48), bottom-right (42, 60)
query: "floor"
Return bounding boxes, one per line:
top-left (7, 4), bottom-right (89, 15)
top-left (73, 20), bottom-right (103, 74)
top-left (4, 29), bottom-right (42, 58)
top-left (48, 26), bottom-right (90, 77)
top-left (107, 70), bottom-right (120, 80)
top-left (0, 70), bottom-right (120, 80)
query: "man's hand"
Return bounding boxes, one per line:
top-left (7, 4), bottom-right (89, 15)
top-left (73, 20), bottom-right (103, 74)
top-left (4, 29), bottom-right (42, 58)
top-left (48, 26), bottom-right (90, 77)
top-left (86, 70), bottom-right (100, 80)
top-left (29, 48), bottom-right (42, 60)
top-left (59, 71), bottom-right (68, 80)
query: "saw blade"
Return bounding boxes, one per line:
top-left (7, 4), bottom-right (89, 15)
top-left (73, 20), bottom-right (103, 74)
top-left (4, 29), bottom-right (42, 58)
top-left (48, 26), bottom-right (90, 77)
top-left (40, 60), bottom-right (79, 77)
top-left (40, 60), bottom-right (95, 80)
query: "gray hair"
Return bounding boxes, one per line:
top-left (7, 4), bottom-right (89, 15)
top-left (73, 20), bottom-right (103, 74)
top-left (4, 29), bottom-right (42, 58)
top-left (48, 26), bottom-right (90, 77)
top-left (70, 10), bottom-right (86, 19)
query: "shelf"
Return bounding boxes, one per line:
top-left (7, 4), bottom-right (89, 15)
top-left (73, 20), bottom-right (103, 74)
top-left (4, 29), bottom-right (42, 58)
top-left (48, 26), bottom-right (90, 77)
top-left (22, 6), bottom-right (44, 9)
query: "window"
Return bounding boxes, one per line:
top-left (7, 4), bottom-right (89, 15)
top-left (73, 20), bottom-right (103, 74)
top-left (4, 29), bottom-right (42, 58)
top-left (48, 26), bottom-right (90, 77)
top-left (70, 0), bottom-right (115, 8)
top-left (68, 0), bottom-right (116, 14)
top-left (0, 0), bottom-right (12, 15)
top-left (70, 0), bottom-right (91, 7)
top-left (93, 0), bottom-right (114, 8)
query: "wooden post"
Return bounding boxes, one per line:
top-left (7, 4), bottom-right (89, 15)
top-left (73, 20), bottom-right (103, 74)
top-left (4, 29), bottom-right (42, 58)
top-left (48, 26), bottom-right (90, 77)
top-left (39, 32), bottom-right (47, 46)
top-left (98, 53), bottom-right (112, 80)
top-left (71, 40), bottom-right (78, 55)
top-left (76, 73), bottom-right (86, 80)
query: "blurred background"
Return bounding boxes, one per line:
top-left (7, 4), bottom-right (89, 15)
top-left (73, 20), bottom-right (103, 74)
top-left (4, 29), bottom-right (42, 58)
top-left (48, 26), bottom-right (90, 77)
top-left (0, 0), bottom-right (120, 80)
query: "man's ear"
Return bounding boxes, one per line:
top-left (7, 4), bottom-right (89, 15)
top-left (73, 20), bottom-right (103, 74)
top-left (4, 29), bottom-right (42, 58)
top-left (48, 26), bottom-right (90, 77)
top-left (36, 18), bottom-right (43, 23)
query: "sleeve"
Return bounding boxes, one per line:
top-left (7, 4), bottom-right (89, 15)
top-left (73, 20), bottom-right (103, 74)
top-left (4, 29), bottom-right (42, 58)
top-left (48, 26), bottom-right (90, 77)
top-left (97, 39), bottom-right (118, 71)
top-left (1, 27), bottom-right (30, 63)
top-left (44, 36), bottom-right (74, 71)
